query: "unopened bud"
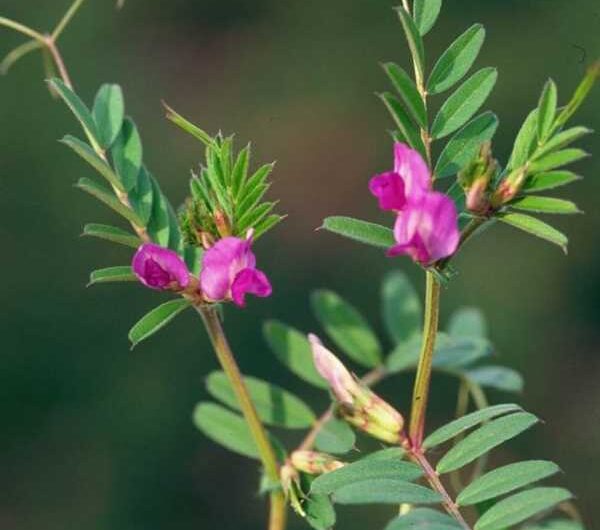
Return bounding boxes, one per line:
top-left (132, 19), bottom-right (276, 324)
top-left (459, 142), bottom-right (498, 214)
top-left (290, 451), bottom-right (345, 475)
top-left (200, 230), bottom-right (215, 249)
top-left (309, 334), bottom-right (405, 444)
top-left (491, 165), bottom-right (529, 207)
top-left (214, 209), bottom-right (232, 238)
top-left (309, 334), bottom-right (360, 404)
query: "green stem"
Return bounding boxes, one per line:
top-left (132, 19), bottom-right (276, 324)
top-left (52, 0), bottom-right (86, 40)
top-left (197, 305), bottom-right (287, 530)
top-left (0, 16), bottom-right (46, 43)
top-left (409, 271), bottom-right (441, 448)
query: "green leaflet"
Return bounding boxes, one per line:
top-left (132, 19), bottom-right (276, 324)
top-left (88, 266), bottom-right (136, 286)
top-left (111, 117), bottom-right (143, 192)
top-left (428, 24), bottom-right (486, 95)
top-left (48, 78), bottom-right (99, 144)
top-left (528, 148), bottom-right (588, 173)
top-left (424, 403), bottom-right (522, 449)
top-left (474, 487), bottom-right (573, 530)
top-left (465, 366), bottom-right (524, 393)
top-left (304, 494), bottom-right (336, 530)
top-left (381, 271), bottom-right (422, 344)
top-left (61, 135), bottom-right (123, 191)
top-left (396, 6), bottom-right (425, 84)
top-left (93, 84), bottom-right (125, 149)
top-left (332, 479), bottom-right (441, 505)
top-left (205, 371), bottom-right (315, 429)
top-left (311, 290), bottom-right (382, 368)
top-left (128, 166), bottom-right (154, 226)
top-left (523, 171), bottom-right (581, 193)
top-left (147, 177), bottom-right (171, 246)
top-left (498, 213), bottom-right (568, 253)
top-left (192, 402), bottom-right (260, 459)
top-left (380, 92), bottom-right (427, 154)
top-left (523, 519), bottom-right (584, 530)
top-left (533, 126), bottom-right (592, 160)
top-left (413, 0), bottom-right (442, 36)
top-left (263, 321), bottom-right (329, 388)
top-left (434, 112), bottom-right (498, 179)
top-left (431, 68), bottom-right (498, 139)
top-left (76, 177), bottom-right (143, 226)
top-left (320, 216), bottom-right (395, 249)
top-left (509, 196), bottom-right (581, 215)
top-left (457, 460), bottom-right (560, 506)
top-left (83, 223), bottom-right (141, 248)
top-left (436, 412), bottom-right (539, 473)
top-left (386, 508), bottom-right (462, 530)
top-left (311, 454), bottom-right (422, 495)
top-left (508, 108), bottom-right (539, 171)
top-left (128, 299), bottom-right (191, 348)
top-left (448, 307), bottom-right (486, 339)
top-left (537, 79), bottom-right (558, 142)
top-left (383, 62), bottom-right (427, 128)
top-left (314, 417), bottom-right (356, 455)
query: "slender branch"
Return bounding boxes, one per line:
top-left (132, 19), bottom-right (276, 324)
top-left (409, 449), bottom-right (470, 529)
top-left (0, 39), bottom-right (42, 75)
top-left (52, 0), bottom-right (87, 41)
top-left (196, 305), bottom-right (287, 530)
top-left (409, 271), bottom-right (441, 448)
top-left (44, 36), bottom-right (74, 89)
top-left (0, 16), bottom-right (46, 43)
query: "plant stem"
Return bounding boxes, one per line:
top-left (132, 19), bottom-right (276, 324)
top-left (410, 449), bottom-right (470, 529)
top-left (409, 271), bottom-right (441, 448)
top-left (0, 17), bottom-right (46, 43)
top-left (52, 0), bottom-right (87, 40)
top-left (197, 305), bottom-right (287, 530)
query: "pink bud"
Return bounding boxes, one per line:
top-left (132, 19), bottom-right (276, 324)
top-left (309, 334), bottom-right (359, 404)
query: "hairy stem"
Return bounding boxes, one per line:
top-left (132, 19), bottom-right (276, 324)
top-left (197, 305), bottom-right (287, 530)
top-left (410, 449), bottom-right (470, 529)
top-left (409, 271), bottom-right (441, 448)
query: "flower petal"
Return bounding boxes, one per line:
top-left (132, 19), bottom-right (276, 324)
top-left (389, 192), bottom-right (459, 265)
top-left (369, 171), bottom-right (406, 211)
top-left (132, 243), bottom-right (190, 290)
top-left (200, 237), bottom-right (254, 300)
top-left (231, 267), bottom-right (272, 307)
top-left (394, 142), bottom-right (431, 201)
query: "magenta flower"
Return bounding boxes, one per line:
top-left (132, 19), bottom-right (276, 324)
top-left (132, 243), bottom-right (190, 291)
top-left (388, 191), bottom-right (460, 265)
top-left (200, 231), bottom-right (272, 307)
top-left (369, 142), bottom-right (430, 210)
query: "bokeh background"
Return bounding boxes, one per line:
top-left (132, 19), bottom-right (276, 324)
top-left (1, 1), bottom-right (599, 529)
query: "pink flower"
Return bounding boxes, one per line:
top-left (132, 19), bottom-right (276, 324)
top-left (388, 191), bottom-right (460, 265)
top-left (200, 231), bottom-right (272, 307)
top-left (132, 243), bottom-right (190, 291)
top-left (369, 142), bottom-right (430, 210)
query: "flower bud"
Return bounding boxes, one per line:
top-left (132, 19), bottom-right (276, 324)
top-left (309, 334), bottom-right (405, 444)
top-left (290, 451), bottom-right (345, 475)
top-left (491, 166), bottom-right (529, 206)
top-left (309, 334), bottom-right (360, 404)
top-left (132, 243), bottom-right (190, 291)
top-left (458, 142), bottom-right (498, 214)
top-left (214, 209), bottom-right (232, 238)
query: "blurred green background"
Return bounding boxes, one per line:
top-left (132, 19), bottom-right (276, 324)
top-left (1, 1), bottom-right (599, 529)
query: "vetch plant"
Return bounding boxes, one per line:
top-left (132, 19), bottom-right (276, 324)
top-left (1, 1), bottom-right (597, 530)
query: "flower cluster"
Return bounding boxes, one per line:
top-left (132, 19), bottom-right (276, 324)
top-left (370, 143), bottom-right (460, 265)
top-left (131, 230), bottom-right (272, 308)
